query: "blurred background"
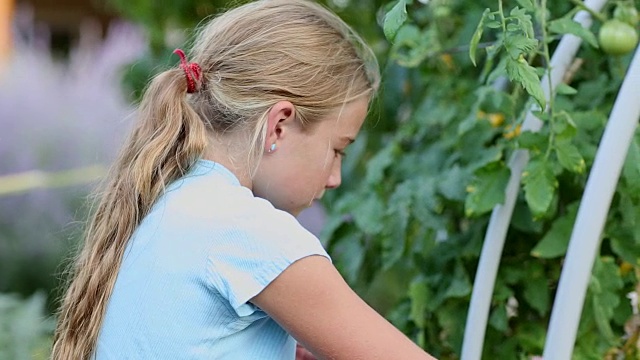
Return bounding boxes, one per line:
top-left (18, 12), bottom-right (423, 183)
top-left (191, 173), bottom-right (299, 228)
top-left (0, 1), bottom-right (144, 357)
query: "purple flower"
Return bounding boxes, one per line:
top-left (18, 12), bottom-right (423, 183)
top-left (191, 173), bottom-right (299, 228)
top-left (0, 6), bottom-right (145, 293)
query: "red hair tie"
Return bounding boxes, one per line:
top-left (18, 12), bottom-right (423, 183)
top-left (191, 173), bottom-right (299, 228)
top-left (173, 49), bottom-right (202, 93)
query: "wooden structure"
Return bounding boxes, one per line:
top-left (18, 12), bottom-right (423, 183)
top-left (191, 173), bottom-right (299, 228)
top-left (1, 0), bottom-right (116, 59)
top-left (18, 0), bottom-right (114, 34)
top-left (1, 0), bottom-right (14, 60)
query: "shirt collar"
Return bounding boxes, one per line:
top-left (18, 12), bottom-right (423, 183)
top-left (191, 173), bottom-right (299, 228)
top-left (190, 159), bottom-right (241, 187)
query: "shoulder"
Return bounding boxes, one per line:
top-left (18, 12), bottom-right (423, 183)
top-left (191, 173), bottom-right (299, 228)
top-left (160, 161), bottom-right (315, 242)
top-left (198, 190), bottom-right (330, 316)
top-left (205, 192), bottom-right (330, 270)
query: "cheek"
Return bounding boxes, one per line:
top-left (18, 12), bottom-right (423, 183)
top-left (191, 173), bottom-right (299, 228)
top-left (319, 149), bottom-right (337, 178)
top-left (321, 142), bottom-right (335, 167)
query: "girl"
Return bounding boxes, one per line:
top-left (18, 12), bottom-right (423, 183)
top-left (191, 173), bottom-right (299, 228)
top-left (52, 0), bottom-right (436, 359)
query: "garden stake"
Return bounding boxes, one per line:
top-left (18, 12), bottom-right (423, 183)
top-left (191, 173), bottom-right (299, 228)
top-left (543, 44), bottom-right (640, 360)
top-left (461, 0), bottom-right (608, 358)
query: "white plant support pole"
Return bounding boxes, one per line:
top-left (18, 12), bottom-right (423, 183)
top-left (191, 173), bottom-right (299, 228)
top-left (543, 46), bottom-right (640, 360)
top-left (460, 1), bottom-right (607, 358)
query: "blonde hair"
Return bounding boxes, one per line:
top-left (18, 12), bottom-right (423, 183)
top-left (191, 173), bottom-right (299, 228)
top-left (51, 0), bottom-right (379, 358)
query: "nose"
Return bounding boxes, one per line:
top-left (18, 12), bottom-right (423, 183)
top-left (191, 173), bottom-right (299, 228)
top-left (325, 160), bottom-right (342, 189)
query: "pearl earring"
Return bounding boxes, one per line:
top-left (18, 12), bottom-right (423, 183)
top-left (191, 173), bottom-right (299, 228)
top-left (268, 143), bottom-right (277, 153)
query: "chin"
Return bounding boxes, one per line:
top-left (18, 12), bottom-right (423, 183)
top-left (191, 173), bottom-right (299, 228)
top-left (290, 204), bottom-right (313, 218)
top-left (279, 205), bottom-right (301, 217)
top-left (275, 198), bottom-right (314, 217)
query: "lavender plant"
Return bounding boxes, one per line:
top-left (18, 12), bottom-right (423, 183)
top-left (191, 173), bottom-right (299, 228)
top-left (0, 5), bottom-right (145, 302)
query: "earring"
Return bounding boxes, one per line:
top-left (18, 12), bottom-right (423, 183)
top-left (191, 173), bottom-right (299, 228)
top-left (268, 143), bottom-right (277, 153)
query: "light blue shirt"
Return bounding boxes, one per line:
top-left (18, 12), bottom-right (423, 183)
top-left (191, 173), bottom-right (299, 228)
top-left (94, 160), bottom-right (330, 359)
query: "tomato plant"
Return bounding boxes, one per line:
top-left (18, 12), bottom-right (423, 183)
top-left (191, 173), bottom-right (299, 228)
top-left (614, 2), bottom-right (639, 25)
top-left (599, 19), bottom-right (639, 55)
top-left (323, 0), bottom-right (640, 358)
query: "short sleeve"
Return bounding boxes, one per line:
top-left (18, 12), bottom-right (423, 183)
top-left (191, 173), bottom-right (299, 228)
top-left (205, 198), bottom-right (331, 317)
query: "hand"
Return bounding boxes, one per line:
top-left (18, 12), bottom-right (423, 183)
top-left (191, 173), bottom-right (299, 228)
top-left (296, 343), bottom-right (317, 360)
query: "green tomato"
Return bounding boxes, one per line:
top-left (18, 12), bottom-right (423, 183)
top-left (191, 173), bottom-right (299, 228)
top-left (434, 6), bottom-right (452, 18)
top-left (614, 4), bottom-right (639, 26)
top-left (598, 19), bottom-right (639, 55)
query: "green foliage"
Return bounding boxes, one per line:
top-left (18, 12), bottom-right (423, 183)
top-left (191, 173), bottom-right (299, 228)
top-left (531, 202), bottom-right (578, 258)
top-left (0, 292), bottom-right (54, 360)
top-left (383, 0), bottom-right (410, 41)
top-left (548, 17), bottom-right (600, 49)
top-left (522, 159), bottom-right (557, 217)
top-left (323, 0), bottom-right (640, 358)
top-left (469, 9), bottom-right (491, 66)
top-left (103, 0), bottom-right (232, 53)
top-left (465, 162), bottom-right (511, 217)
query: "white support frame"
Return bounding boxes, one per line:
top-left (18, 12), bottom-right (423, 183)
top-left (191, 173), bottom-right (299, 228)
top-left (460, 1), bottom-right (609, 358)
top-left (543, 44), bottom-right (640, 360)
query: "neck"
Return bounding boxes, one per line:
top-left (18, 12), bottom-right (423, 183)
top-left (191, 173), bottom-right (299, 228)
top-left (202, 143), bottom-right (253, 190)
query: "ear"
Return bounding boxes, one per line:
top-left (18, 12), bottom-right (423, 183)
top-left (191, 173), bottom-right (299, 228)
top-left (264, 100), bottom-right (296, 153)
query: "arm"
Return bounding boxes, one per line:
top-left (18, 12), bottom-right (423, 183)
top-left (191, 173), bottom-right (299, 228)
top-left (251, 255), bottom-right (437, 360)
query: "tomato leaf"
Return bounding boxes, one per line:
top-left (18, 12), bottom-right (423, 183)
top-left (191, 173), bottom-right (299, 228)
top-left (551, 110), bottom-right (576, 137)
top-left (504, 34), bottom-right (538, 59)
top-left (331, 234), bottom-right (365, 284)
top-left (438, 165), bottom-right (468, 201)
top-left (516, 0), bottom-right (535, 12)
top-left (505, 57), bottom-right (546, 110)
top-left (383, 0), bottom-right (409, 42)
top-left (555, 140), bottom-right (586, 173)
top-left (352, 193), bottom-right (385, 235)
top-left (381, 181), bottom-right (414, 269)
top-left (531, 202), bottom-right (578, 258)
top-left (465, 162), bottom-right (511, 217)
top-left (610, 233), bottom-right (640, 266)
top-left (589, 257), bottom-right (623, 344)
top-left (522, 160), bottom-right (557, 216)
top-left (509, 7), bottom-right (535, 39)
top-left (523, 269), bottom-right (549, 316)
top-left (592, 295), bottom-right (616, 344)
top-left (443, 262), bottom-right (472, 299)
top-left (365, 142), bottom-right (398, 185)
top-left (555, 83), bottom-right (578, 95)
top-left (517, 130), bottom-right (548, 153)
top-left (409, 278), bottom-right (430, 328)
top-left (622, 134), bottom-right (640, 193)
top-left (470, 8), bottom-right (491, 66)
top-left (548, 17), bottom-right (599, 48)
top-left (489, 304), bottom-right (508, 332)
top-left (390, 25), bottom-right (437, 67)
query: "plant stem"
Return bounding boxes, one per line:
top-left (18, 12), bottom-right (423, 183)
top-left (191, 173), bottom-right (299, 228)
top-left (539, 0), bottom-right (556, 158)
top-left (539, 0), bottom-right (553, 111)
top-left (498, 0), bottom-right (507, 34)
top-left (569, 0), bottom-right (608, 23)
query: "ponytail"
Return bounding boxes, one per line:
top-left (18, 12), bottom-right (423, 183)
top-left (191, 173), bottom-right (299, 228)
top-left (51, 68), bottom-right (208, 359)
